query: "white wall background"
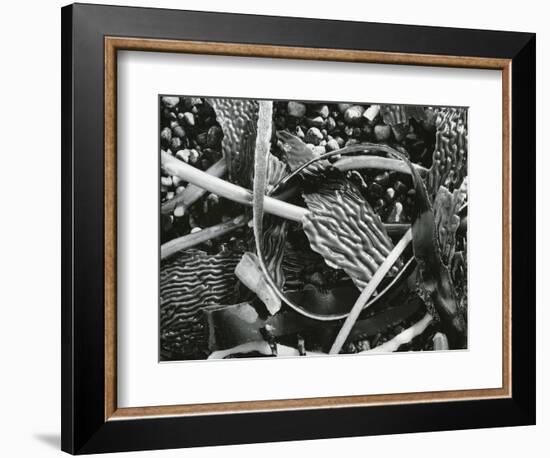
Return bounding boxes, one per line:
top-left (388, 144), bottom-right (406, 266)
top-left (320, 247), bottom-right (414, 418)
top-left (0, 0), bottom-right (545, 456)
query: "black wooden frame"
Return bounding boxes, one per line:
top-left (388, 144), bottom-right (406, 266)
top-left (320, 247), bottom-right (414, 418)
top-left (61, 3), bottom-right (536, 454)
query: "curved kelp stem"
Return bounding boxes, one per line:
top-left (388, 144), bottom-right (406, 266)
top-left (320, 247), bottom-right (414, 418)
top-left (253, 103), bottom-right (360, 321)
top-left (270, 142), bottom-right (417, 196)
top-left (333, 155), bottom-right (428, 175)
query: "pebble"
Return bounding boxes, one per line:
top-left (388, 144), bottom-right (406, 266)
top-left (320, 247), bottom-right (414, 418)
top-left (355, 340), bottom-right (371, 352)
top-left (315, 104), bottom-right (330, 119)
top-left (170, 137), bottom-right (182, 152)
top-left (326, 139), bottom-right (340, 152)
top-left (287, 101), bottom-right (307, 117)
top-left (162, 96), bottom-right (180, 108)
top-left (307, 116), bottom-right (325, 128)
top-left (174, 205), bottom-right (185, 217)
top-left (161, 176), bottom-right (172, 187)
top-left (337, 103), bottom-right (353, 113)
top-left (305, 127), bottom-right (323, 145)
top-left (325, 116), bottom-right (336, 132)
top-left (385, 187), bottom-right (396, 201)
top-left (176, 186), bottom-right (186, 195)
top-left (166, 191), bottom-right (174, 200)
top-left (374, 198), bottom-right (385, 211)
top-left (363, 104), bottom-right (380, 122)
top-left (189, 149), bottom-right (201, 164)
top-left (374, 171), bottom-right (390, 187)
top-left (176, 149), bottom-right (191, 162)
top-left (295, 126), bottom-right (305, 138)
top-left (190, 227), bottom-right (202, 234)
top-left (374, 124), bottom-right (392, 141)
top-left (172, 125), bottom-right (186, 139)
top-left (181, 112), bottom-right (195, 126)
top-left (172, 175), bottom-right (182, 187)
top-left (344, 138), bottom-right (359, 147)
top-left (388, 202), bottom-right (403, 223)
top-left (160, 127), bottom-right (172, 146)
top-left (334, 136), bottom-right (345, 148)
top-left (184, 97), bottom-right (202, 111)
top-left (344, 105), bottom-right (365, 124)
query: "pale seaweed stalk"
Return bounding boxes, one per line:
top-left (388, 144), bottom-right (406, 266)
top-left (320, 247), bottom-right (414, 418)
top-left (160, 215), bottom-right (248, 260)
top-left (162, 150), bottom-right (307, 222)
top-left (360, 313), bottom-right (433, 353)
top-left (329, 228), bottom-right (413, 354)
top-left (161, 158), bottom-right (226, 215)
top-left (333, 155), bottom-right (428, 175)
top-left (162, 150), bottom-right (409, 235)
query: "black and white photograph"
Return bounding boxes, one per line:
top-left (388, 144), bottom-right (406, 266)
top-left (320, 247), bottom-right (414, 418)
top-left (159, 96), bottom-right (468, 361)
top-left (0, 0), bottom-right (543, 456)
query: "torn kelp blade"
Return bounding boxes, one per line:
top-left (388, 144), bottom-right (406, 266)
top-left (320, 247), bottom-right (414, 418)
top-left (396, 149), bottom-right (467, 349)
top-left (203, 293), bottom-right (424, 353)
top-left (206, 97), bottom-right (258, 185)
top-left (302, 178), bottom-right (402, 290)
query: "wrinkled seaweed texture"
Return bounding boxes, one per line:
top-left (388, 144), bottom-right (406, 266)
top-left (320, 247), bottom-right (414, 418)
top-left (404, 149), bottom-right (466, 348)
top-left (433, 182), bottom-right (467, 266)
top-left (302, 178), bottom-right (400, 290)
top-left (380, 104), bottom-right (428, 126)
top-left (206, 97), bottom-right (259, 185)
top-left (160, 249), bottom-right (242, 360)
top-left (249, 216), bottom-right (288, 287)
top-left (427, 107), bottom-right (468, 195)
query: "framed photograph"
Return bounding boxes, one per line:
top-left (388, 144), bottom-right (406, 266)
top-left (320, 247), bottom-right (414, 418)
top-left (61, 3), bottom-right (536, 454)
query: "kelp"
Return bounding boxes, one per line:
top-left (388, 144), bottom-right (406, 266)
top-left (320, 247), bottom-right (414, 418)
top-left (302, 178), bottom-right (401, 290)
top-left (276, 130), bottom-right (329, 178)
top-left (396, 149), bottom-right (467, 348)
top-left (206, 97), bottom-right (259, 185)
top-left (433, 180), bottom-right (467, 266)
top-left (427, 107), bottom-right (468, 195)
top-left (160, 249), bottom-right (242, 360)
top-left (160, 98), bottom-right (470, 358)
top-left (380, 104), bottom-right (428, 127)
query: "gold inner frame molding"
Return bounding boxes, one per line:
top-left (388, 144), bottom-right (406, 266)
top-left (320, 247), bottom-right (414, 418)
top-left (104, 36), bottom-right (512, 421)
